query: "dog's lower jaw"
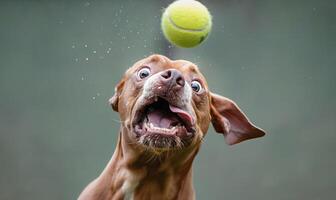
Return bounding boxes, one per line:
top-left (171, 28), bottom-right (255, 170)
top-left (78, 129), bottom-right (198, 200)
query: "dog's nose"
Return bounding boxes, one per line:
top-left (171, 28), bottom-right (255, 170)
top-left (160, 69), bottom-right (185, 87)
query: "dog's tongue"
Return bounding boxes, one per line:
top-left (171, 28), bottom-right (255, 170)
top-left (146, 106), bottom-right (193, 128)
top-left (169, 105), bottom-right (194, 125)
top-left (147, 109), bottom-right (180, 128)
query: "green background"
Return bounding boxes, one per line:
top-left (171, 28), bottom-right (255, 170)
top-left (1, 0), bottom-right (335, 199)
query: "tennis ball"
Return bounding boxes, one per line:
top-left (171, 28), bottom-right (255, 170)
top-left (161, 0), bottom-right (212, 48)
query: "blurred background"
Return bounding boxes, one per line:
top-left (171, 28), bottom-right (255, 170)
top-left (0, 0), bottom-right (335, 199)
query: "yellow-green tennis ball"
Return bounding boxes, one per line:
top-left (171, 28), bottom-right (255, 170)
top-left (161, 0), bottom-right (212, 48)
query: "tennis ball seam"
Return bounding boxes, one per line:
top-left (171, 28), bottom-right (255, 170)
top-left (166, 10), bottom-right (210, 32)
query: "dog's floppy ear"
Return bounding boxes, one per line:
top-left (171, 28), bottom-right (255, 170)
top-left (109, 78), bottom-right (125, 112)
top-left (210, 93), bottom-right (265, 145)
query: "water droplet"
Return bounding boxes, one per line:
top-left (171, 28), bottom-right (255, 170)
top-left (93, 50), bottom-right (97, 54)
top-left (81, 76), bottom-right (85, 81)
top-left (84, 44), bottom-right (88, 48)
top-left (75, 58), bottom-right (79, 62)
top-left (85, 57), bottom-right (89, 61)
top-left (97, 93), bottom-right (100, 96)
top-left (92, 96), bottom-right (96, 100)
top-left (72, 45), bottom-right (75, 48)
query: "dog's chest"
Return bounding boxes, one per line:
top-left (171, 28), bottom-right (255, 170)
top-left (121, 171), bottom-right (140, 200)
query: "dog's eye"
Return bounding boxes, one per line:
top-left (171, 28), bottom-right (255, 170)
top-left (138, 67), bottom-right (151, 79)
top-left (191, 81), bottom-right (202, 93)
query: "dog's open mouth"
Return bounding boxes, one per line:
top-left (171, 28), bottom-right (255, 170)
top-left (133, 97), bottom-right (195, 149)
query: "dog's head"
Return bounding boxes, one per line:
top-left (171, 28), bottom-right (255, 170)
top-left (110, 54), bottom-right (265, 153)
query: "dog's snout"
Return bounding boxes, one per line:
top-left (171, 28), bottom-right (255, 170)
top-left (160, 69), bottom-right (185, 87)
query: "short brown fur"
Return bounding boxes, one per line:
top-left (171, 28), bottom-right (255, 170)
top-left (78, 54), bottom-right (265, 200)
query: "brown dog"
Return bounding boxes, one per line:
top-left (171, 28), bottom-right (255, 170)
top-left (78, 54), bottom-right (265, 200)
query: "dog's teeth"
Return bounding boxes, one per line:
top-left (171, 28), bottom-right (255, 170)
top-left (154, 96), bottom-right (158, 102)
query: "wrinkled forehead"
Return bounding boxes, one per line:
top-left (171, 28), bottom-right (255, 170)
top-left (124, 54), bottom-right (209, 88)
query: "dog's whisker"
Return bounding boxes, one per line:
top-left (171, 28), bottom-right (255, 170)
top-left (111, 118), bottom-right (125, 124)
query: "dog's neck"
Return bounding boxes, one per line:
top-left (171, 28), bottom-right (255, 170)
top-left (100, 128), bottom-right (198, 200)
